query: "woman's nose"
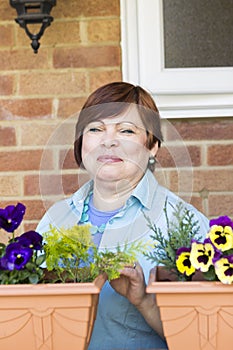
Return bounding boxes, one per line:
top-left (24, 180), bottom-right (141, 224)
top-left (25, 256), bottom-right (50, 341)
top-left (101, 128), bottom-right (119, 148)
top-left (102, 138), bottom-right (119, 148)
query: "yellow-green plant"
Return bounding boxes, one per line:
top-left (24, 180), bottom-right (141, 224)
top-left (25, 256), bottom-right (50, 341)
top-left (44, 224), bottom-right (147, 283)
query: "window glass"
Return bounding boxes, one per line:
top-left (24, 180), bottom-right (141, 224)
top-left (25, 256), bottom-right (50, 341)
top-left (163, 0), bottom-right (233, 68)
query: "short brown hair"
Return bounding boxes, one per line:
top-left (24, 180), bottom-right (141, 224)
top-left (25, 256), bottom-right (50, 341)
top-left (74, 82), bottom-right (163, 168)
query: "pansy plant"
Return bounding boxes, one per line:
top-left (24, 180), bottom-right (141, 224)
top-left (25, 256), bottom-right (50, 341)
top-left (176, 215), bottom-right (233, 284)
top-left (145, 202), bottom-right (233, 284)
top-left (0, 203), bottom-right (147, 285)
top-left (0, 203), bottom-right (45, 284)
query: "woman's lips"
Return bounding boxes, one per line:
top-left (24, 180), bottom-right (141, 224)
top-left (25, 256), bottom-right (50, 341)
top-left (97, 155), bottom-right (123, 163)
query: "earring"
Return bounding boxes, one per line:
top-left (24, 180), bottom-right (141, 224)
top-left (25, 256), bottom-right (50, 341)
top-left (149, 156), bottom-right (156, 165)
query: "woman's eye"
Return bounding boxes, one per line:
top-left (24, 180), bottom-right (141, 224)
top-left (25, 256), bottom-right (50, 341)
top-left (84, 125), bottom-right (103, 133)
top-left (87, 126), bottom-right (103, 133)
top-left (119, 128), bottom-right (136, 134)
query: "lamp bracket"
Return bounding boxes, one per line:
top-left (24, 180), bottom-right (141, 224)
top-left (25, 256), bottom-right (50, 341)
top-left (10, 0), bottom-right (56, 53)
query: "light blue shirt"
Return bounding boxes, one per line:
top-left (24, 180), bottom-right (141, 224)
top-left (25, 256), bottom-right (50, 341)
top-left (37, 170), bottom-right (209, 350)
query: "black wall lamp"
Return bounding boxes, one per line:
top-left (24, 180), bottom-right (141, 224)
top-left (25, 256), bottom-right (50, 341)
top-left (10, 0), bottom-right (56, 54)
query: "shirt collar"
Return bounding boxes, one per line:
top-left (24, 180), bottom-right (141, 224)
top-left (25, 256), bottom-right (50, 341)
top-left (71, 169), bottom-right (158, 211)
top-left (72, 179), bottom-right (94, 208)
top-left (129, 169), bottom-right (158, 210)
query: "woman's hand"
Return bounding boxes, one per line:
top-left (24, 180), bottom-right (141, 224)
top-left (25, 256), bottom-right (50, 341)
top-left (110, 262), bottom-right (146, 306)
top-left (110, 265), bottom-right (165, 339)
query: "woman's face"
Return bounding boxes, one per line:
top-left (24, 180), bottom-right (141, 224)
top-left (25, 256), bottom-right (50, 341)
top-left (81, 106), bottom-right (157, 186)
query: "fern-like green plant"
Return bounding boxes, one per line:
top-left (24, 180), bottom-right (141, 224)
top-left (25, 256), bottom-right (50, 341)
top-left (43, 224), bottom-right (97, 282)
top-left (43, 224), bottom-right (148, 283)
top-left (93, 240), bottom-right (149, 281)
top-left (144, 201), bottom-right (201, 281)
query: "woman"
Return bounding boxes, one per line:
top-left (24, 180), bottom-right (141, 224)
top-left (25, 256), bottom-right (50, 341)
top-left (37, 82), bottom-right (208, 349)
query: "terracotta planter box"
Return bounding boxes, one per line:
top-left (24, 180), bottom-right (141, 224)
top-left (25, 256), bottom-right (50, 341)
top-left (0, 275), bottom-right (105, 350)
top-left (146, 267), bottom-right (233, 350)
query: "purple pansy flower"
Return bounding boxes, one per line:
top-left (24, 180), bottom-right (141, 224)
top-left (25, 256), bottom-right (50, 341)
top-left (209, 216), bottom-right (233, 229)
top-left (2, 242), bottom-right (33, 270)
top-left (176, 247), bottom-right (196, 276)
top-left (0, 203), bottom-right (26, 233)
top-left (208, 224), bottom-right (233, 252)
top-left (215, 255), bottom-right (233, 284)
top-left (16, 231), bottom-right (43, 250)
top-left (189, 238), bottom-right (215, 272)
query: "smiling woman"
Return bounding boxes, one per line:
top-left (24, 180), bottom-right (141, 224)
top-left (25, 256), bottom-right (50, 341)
top-left (81, 108), bottom-right (155, 201)
top-left (36, 81), bottom-right (209, 350)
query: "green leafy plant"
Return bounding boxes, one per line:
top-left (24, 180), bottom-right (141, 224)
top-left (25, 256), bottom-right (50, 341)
top-left (44, 224), bottom-right (148, 282)
top-left (43, 224), bottom-right (96, 283)
top-left (144, 200), bottom-right (233, 284)
top-left (144, 201), bottom-right (201, 281)
top-left (92, 240), bottom-right (148, 281)
top-left (0, 202), bottom-right (150, 285)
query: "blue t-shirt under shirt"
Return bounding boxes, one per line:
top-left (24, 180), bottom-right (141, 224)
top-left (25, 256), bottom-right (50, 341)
top-left (88, 194), bottom-right (121, 247)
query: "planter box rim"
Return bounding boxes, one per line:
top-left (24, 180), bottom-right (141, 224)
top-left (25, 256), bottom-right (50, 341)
top-left (0, 274), bottom-right (106, 296)
top-left (147, 280), bottom-right (233, 294)
top-left (146, 266), bottom-right (233, 294)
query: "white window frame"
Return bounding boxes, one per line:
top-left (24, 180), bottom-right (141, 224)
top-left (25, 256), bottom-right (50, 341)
top-left (120, 0), bottom-right (233, 118)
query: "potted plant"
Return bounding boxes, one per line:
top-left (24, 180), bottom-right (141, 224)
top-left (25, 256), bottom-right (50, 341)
top-left (145, 202), bottom-right (233, 350)
top-left (0, 203), bottom-right (142, 350)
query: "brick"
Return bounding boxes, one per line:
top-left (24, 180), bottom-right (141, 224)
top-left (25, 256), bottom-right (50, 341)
top-left (157, 147), bottom-right (176, 168)
top-left (167, 119), bottom-right (233, 141)
top-left (31, 174), bottom-right (65, 196)
top-left (0, 75), bottom-right (14, 96)
top-left (23, 200), bottom-right (46, 221)
top-left (52, 0), bottom-right (119, 18)
top-left (40, 173), bottom-right (80, 196)
top-left (0, 49), bottom-right (49, 70)
top-left (167, 169), bottom-right (196, 195)
top-left (157, 145), bottom-right (201, 168)
top-left (0, 98), bottom-right (52, 119)
top-left (15, 27), bottom-right (34, 49)
top-left (208, 194), bottom-right (233, 217)
top-left (177, 194), bottom-right (205, 214)
top-left (43, 21), bottom-right (81, 45)
top-left (76, 171), bottom-right (91, 188)
top-left (0, 175), bottom-right (21, 196)
top-left (189, 197), bottom-right (204, 214)
top-left (53, 46), bottom-right (121, 68)
top-left (59, 149), bottom-right (77, 169)
top-left (207, 144), bottom-right (233, 166)
top-left (21, 124), bottom-right (57, 146)
top-left (62, 173), bottom-right (80, 195)
top-left (16, 21), bottom-right (81, 46)
top-left (19, 72), bottom-right (87, 96)
top-left (0, 230), bottom-right (9, 245)
top-left (154, 168), bottom-right (169, 188)
top-left (22, 121), bottom-right (76, 146)
top-left (24, 222), bottom-right (38, 232)
top-left (89, 70), bottom-right (122, 92)
top-left (0, 3), bottom-right (15, 20)
top-left (193, 170), bottom-right (233, 192)
top-left (57, 97), bottom-right (87, 119)
top-left (0, 24), bottom-right (14, 47)
top-left (0, 150), bottom-right (53, 171)
top-left (24, 175), bottom-right (40, 196)
top-left (0, 126), bottom-right (16, 146)
top-left (25, 173), bottom-right (80, 196)
top-left (170, 169), bottom-right (233, 193)
top-left (87, 19), bottom-right (120, 43)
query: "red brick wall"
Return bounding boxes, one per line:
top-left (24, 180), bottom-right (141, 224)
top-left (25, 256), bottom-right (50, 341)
top-left (0, 0), bottom-right (232, 235)
top-left (157, 118), bottom-right (233, 218)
